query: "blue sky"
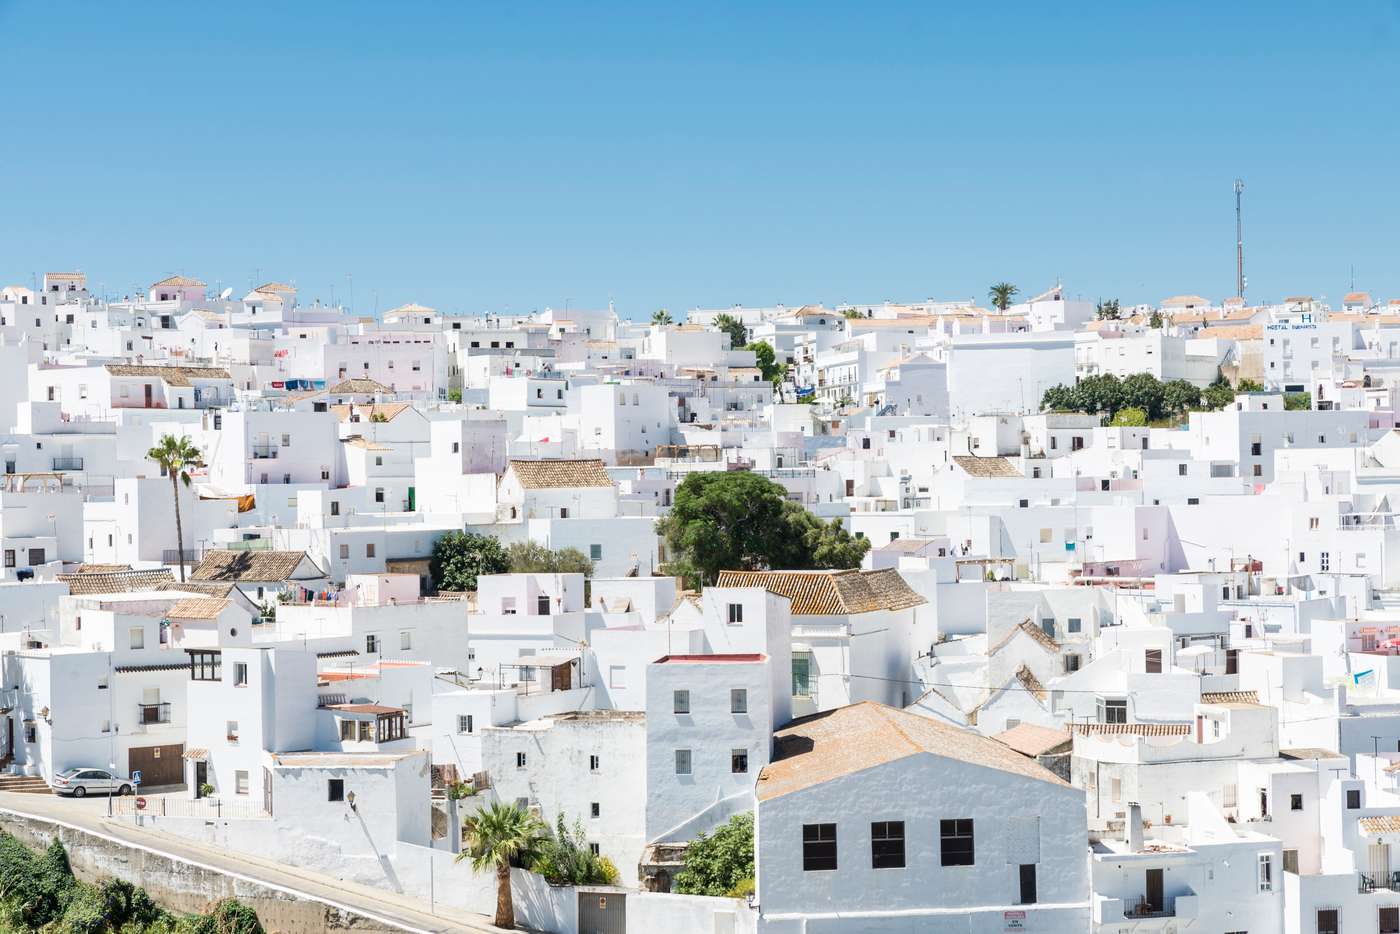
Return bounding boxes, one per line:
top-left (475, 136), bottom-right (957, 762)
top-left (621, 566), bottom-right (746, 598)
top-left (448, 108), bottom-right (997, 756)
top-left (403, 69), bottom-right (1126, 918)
top-left (3, 1), bottom-right (1398, 316)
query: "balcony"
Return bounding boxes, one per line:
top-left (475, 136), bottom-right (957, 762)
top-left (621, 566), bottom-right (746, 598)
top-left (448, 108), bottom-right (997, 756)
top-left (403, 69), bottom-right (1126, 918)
top-left (1359, 871), bottom-right (1400, 893)
top-left (50, 457), bottom-right (84, 471)
top-left (138, 702), bottom-right (171, 725)
top-left (1119, 895), bottom-right (1175, 919)
top-left (250, 444), bottom-right (279, 459)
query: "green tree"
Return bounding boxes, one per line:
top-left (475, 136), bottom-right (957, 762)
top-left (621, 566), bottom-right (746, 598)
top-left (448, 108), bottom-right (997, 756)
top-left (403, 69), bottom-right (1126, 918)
top-left (1284, 391), bottom-right (1312, 411)
top-left (1237, 378), bottom-right (1265, 393)
top-left (1075, 373), bottom-right (1124, 416)
top-left (988, 282), bottom-right (1019, 311)
top-left (1161, 379), bottom-right (1202, 415)
top-left (744, 341), bottom-right (786, 386)
top-left (147, 434), bottom-right (202, 582)
top-left (1121, 372), bottom-right (1166, 421)
top-left (1109, 406), bottom-right (1149, 427)
top-left (530, 815), bottom-right (619, 886)
top-left (1095, 298), bottom-right (1121, 320)
top-left (1040, 383), bottom-right (1080, 412)
top-left (447, 386), bottom-right (463, 403)
top-left (712, 313), bottom-right (748, 349)
top-left (1148, 310), bottom-right (1165, 328)
top-left (506, 540), bottom-right (595, 577)
top-left (430, 531), bottom-right (510, 592)
top-left (457, 802), bottom-right (548, 930)
top-left (674, 813), bottom-right (754, 897)
top-left (841, 308), bottom-right (866, 319)
top-left (651, 309), bottom-right (673, 326)
top-left (1201, 373), bottom-right (1236, 410)
top-left (656, 472), bottom-right (868, 587)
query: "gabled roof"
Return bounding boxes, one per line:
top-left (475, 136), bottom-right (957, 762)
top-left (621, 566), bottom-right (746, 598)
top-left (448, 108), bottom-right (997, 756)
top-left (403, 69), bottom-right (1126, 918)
top-left (757, 702), bottom-right (1067, 801)
top-left (151, 275), bottom-right (205, 288)
top-left (507, 458), bottom-right (614, 489)
top-left (330, 403), bottom-right (412, 423)
top-left (167, 597), bottom-right (230, 620)
top-left (1201, 690), bottom-right (1259, 705)
top-left (990, 619), bottom-right (1061, 655)
top-left (995, 723), bottom-right (1072, 758)
top-left (190, 550), bottom-right (322, 583)
top-left (952, 455), bottom-right (1021, 479)
top-left (104, 364), bottom-right (232, 387)
top-left (57, 568), bottom-right (176, 595)
top-left (714, 569), bottom-right (924, 616)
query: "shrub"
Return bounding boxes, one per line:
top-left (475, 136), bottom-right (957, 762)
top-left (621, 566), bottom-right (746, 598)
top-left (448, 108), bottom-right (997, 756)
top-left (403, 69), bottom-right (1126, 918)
top-left (674, 813), bottom-right (754, 897)
top-left (531, 816), bottom-right (618, 886)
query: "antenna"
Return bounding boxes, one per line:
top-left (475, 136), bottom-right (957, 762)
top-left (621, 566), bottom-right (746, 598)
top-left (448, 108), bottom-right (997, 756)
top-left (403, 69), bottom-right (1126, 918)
top-left (1234, 179), bottom-right (1246, 299)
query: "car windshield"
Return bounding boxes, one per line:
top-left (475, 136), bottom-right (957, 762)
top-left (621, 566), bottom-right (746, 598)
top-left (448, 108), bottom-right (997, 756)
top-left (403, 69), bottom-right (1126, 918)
top-left (58, 768), bottom-right (85, 777)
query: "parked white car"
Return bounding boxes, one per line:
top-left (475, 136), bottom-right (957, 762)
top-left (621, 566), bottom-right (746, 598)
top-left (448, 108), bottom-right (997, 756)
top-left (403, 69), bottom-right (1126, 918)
top-left (49, 768), bottom-right (133, 797)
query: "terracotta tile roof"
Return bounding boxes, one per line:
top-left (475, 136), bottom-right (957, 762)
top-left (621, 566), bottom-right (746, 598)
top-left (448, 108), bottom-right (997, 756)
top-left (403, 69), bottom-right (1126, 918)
top-left (166, 597), bottom-right (231, 620)
top-left (1201, 690), bottom-right (1259, 705)
top-left (328, 378), bottom-right (391, 394)
top-left (952, 455), bottom-right (1021, 478)
top-left (343, 437), bottom-right (392, 451)
top-left (328, 703), bottom-right (404, 715)
top-left (58, 568), bottom-right (176, 595)
top-left (104, 364), bottom-right (232, 387)
top-left (757, 702), bottom-right (1066, 801)
top-left (45, 272), bottom-right (85, 281)
top-left (151, 275), bottom-right (206, 288)
top-left (1161, 294), bottom-right (1210, 308)
top-left (1195, 324), bottom-right (1262, 341)
top-left (254, 282), bottom-right (297, 294)
top-left (1360, 816), bottom-right (1400, 834)
top-left (190, 550), bottom-right (319, 582)
top-left (508, 458), bottom-right (614, 489)
top-left (1281, 747), bottom-right (1343, 760)
top-left (75, 563), bottom-right (131, 573)
top-left (995, 723), bottom-right (1072, 758)
top-left (714, 569), bottom-right (925, 616)
top-left (1071, 722), bottom-right (1191, 737)
top-left (154, 581), bottom-right (237, 598)
top-left (330, 403), bottom-right (412, 423)
top-left (1345, 292), bottom-right (1372, 304)
top-left (1015, 664), bottom-right (1047, 701)
top-left (990, 619), bottom-right (1060, 655)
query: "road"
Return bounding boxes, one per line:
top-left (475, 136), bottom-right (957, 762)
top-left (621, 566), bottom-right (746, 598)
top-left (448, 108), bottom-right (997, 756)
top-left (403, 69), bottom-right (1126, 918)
top-left (0, 790), bottom-right (511, 934)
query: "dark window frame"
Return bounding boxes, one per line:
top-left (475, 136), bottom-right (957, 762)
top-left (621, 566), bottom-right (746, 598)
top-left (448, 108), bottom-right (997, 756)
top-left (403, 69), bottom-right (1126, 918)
top-left (871, 820), bottom-right (905, 869)
top-left (802, 823), bottom-right (837, 871)
top-left (940, 818), bottom-right (974, 866)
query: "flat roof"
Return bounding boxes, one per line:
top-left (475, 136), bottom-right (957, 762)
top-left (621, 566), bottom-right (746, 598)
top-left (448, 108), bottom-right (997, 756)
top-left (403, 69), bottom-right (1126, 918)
top-left (654, 654), bottom-right (766, 664)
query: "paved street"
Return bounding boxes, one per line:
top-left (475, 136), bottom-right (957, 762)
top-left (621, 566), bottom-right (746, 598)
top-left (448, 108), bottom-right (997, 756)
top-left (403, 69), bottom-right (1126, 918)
top-left (0, 791), bottom-right (511, 934)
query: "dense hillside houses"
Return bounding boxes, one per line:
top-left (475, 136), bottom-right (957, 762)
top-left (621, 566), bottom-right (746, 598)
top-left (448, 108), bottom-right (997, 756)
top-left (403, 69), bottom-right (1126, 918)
top-left (8, 273), bottom-right (1400, 931)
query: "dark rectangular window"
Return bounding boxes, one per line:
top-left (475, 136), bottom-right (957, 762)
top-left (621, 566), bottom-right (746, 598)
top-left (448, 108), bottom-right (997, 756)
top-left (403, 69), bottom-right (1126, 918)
top-left (870, 821), bottom-right (905, 869)
top-left (1347, 788), bottom-right (1361, 809)
top-left (1145, 649), bottom-right (1162, 674)
top-left (940, 819), bottom-right (974, 866)
top-left (1290, 793), bottom-right (1303, 811)
top-left (731, 749), bottom-right (748, 774)
top-left (1019, 864), bottom-right (1037, 904)
top-left (802, 823), bottom-right (837, 871)
top-left (327, 779), bottom-right (344, 802)
top-left (189, 650), bottom-right (222, 681)
top-left (1317, 909), bottom-right (1338, 934)
top-left (1381, 906), bottom-right (1399, 934)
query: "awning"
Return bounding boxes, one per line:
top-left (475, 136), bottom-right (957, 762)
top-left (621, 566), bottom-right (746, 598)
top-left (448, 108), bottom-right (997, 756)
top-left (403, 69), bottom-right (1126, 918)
top-left (183, 748), bottom-right (208, 761)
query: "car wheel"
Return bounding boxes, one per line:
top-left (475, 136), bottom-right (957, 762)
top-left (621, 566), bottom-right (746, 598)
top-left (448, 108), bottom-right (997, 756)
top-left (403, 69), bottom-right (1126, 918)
top-left (73, 787), bottom-right (86, 798)
top-left (118, 785), bottom-right (132, 796)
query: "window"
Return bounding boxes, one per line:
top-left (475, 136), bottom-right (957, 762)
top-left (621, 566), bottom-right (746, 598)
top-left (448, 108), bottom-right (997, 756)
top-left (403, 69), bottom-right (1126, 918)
top-left (1321, 552), bottom-right (1330, 572)
top-left (1097, 697), bottom-right (1128, 724)
top-left (1283, 848), bottom-right (1299, 874)
top-left (1290, 793), bottom-right (1303, 811)
top-left (189, 651), bottom-right (221, 681)
top-left (537, 594), bottom-right (550, 615)
top-left (674, 749), bottom-right (692, 775)
top-left (589, 755), bottom-right (600, 771)
top-left (871, 821), bottom-right (905, 869)
top-left (339, 544), bottom-right (349, 559)
top-left (234, 663), bottom-right (248, 686)
top-left (1347, 788), bottom-right (1361, 809)
top-left (1019, 863), bottom-right (1037, 904)
top-left (731, 689), bottom-right (748, 714)
top-left (1067, 617), bottom-right (1081, 634)
top-left (727, 603), bottom-right (743, 625)
top-left (940, 819), bottom-right (974, 866)
top-left (1178, 463), bottom-right (1188, 476)
top-left (792, 654), bottom-right (812, 697)
top-left (673, 690), bottom-right (690, 715)
top-left (731, 749), bottom-right (748, 773)
top-left (1317, 908), bottom-right (1338, 934)
top-left (2, 550), bottom-right (12, 568)
top-left (589, 543), bottom-right (602, 561)
top-left (129, 626), bottom-right (145, 650)
top-left (400, 631), bottom-right (412, 651)
top-left (235, 771), bottom-right (249, 796)
top-left (226, 720), bottom-right (239, 743)
top-left (328, 779), bottom-right (344, 802)
top-left (366, 543), bottom-right (376, 558)
top-left (457, 715), bottom-right (473, 734)
top-left (1064, 654), bottom-right (1082, 673)
top-left (516, 752), bottom-right (527, 768)
top-left (590, 802), bottom-right (600, 818)
top-left (23, 723), bottom-right (35, 743)
top-left (366, 634), bottom-right (379, 654)
top-left (1382, 906), bottom-right (1399, 934)
top-left (802, 824), bottom-right (837, 871)
top-left (1258, 853), bottom-right (1272, 892)
top-left (375, 487), bottom-right (384, 503)
top-left (1145, 649), bottom-right (1162, 674)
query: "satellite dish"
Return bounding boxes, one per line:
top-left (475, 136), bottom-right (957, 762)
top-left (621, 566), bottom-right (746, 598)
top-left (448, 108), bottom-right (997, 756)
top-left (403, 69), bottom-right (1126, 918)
top-left (220, 288), bottom-right (233, 300)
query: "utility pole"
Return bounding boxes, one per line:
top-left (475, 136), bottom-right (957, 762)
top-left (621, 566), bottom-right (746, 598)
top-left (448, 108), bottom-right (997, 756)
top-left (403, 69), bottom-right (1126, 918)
top-left (1234, 179), bottom-right (1246, 299)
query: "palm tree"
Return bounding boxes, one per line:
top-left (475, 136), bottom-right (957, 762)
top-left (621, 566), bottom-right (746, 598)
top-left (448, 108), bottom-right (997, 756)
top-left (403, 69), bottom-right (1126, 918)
top-left (988, 282), bottom-right (1019, 311)
top-left (457, 801), bottom-right (546, 929)
top-left (146, 434), bottom-right (202, 582)
top-left (651, 309), bottom-right (673, 326)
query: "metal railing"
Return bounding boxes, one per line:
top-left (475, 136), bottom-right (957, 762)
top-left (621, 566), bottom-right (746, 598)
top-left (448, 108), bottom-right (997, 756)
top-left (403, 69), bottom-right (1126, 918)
top-left (1121, 895), bottom-right (1175, 918)
top-left (50, 457), bottom-right (84, 471)
top-left (1358, 871), bottom-right (1400, 893)
top-left (138, 702), bottom-right (170, 725)
top-left (114, 795), bottom-right (269, 820)
top-left (250, 444), bottom-right (278, 459)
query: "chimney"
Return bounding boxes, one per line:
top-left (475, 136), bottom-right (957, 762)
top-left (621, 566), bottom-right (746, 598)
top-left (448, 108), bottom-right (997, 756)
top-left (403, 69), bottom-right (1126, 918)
top-left (1125, 802), bottom-right (1144, 852)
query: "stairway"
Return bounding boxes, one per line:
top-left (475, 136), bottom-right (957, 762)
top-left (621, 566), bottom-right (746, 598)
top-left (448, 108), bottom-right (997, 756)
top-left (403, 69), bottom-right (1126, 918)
top-left (0, 774), bottom-right (52, 795)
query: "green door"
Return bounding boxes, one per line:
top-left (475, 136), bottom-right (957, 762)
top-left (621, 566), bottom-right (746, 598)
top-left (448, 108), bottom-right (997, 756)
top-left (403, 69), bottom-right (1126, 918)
top-left (407, 486), bottom-right (416, 511)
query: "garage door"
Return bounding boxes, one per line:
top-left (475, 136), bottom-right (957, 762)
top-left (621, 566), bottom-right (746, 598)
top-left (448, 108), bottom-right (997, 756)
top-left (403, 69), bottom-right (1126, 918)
top-left (127, 744), bottom-right (184, 787)
top-left (578, 891), bottom-right (625, 934)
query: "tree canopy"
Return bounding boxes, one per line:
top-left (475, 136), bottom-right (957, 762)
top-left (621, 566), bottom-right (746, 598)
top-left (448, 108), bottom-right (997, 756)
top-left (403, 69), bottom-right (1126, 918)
top-left (674, 813), bottom-right (754, 897)
top-left (507, 541), bottom-right (594, 577)
top-left (988, 282), bottom-right (1019, 311)
top-left (430, 531), bottom-right (510, 592)
top-left (1040, 372), bottom-right (1239, 421)
top-left (1095, 298), bottom-right (1121, 320)
top-left (712, 313), bottom-right (748, 349)
top-left (744, 341), bottom-right (786, 386)
top-left (656, 472), bottom-right (869, 587)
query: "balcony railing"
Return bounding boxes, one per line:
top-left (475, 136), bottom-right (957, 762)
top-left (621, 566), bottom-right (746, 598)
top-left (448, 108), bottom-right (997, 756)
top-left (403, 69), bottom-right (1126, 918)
top-left (1121, 895), bottom-right (1174, 918)
top-left (50, 457), bottom-right (84, 471)
top-left (138, 702), bottom-right (171, 725)
top-left (1359, 871), bottom-right (1400, 893)
top-left (250, 444), bottom-right (279, 459)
